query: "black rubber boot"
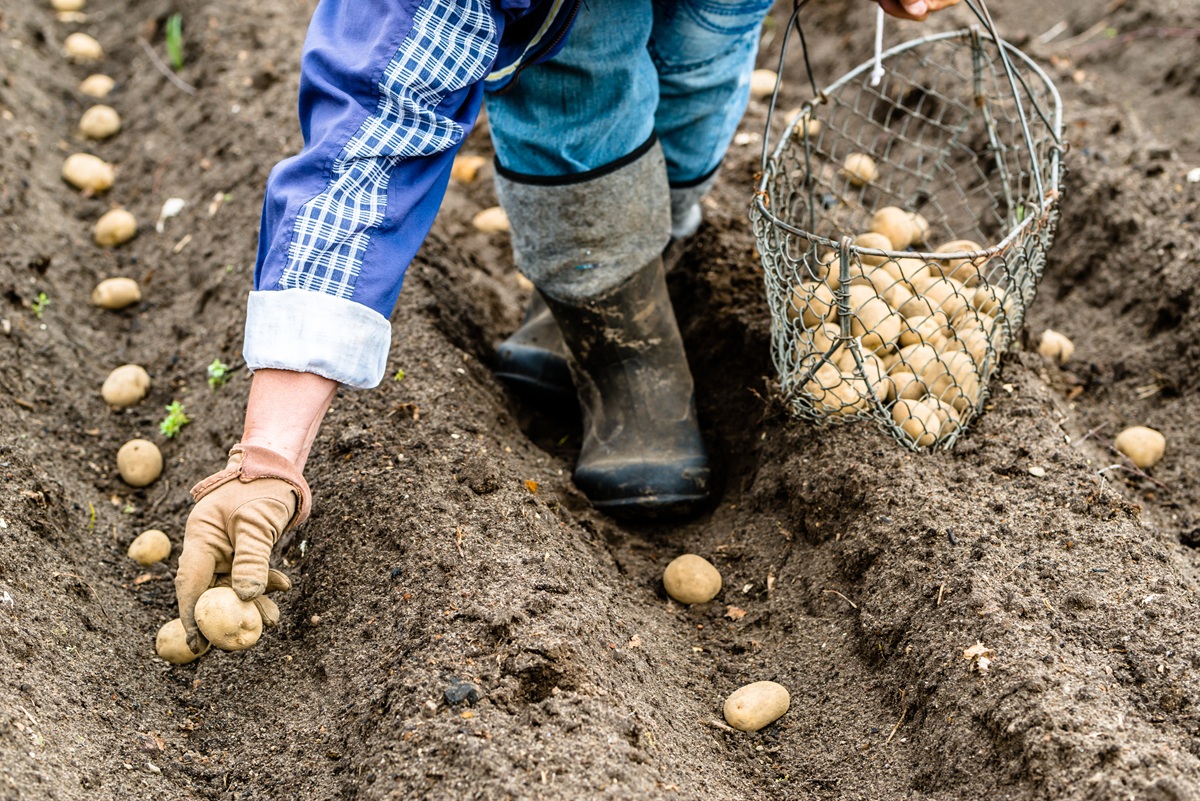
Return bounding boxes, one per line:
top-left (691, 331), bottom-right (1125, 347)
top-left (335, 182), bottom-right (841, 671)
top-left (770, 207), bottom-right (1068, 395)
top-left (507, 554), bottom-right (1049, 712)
top-left (494, 291), bottom-right (575, 409)
top-left (542, 256), bottom-right (710, 516)
top-left (494, 137), bottom-right (710, 517)
top-left (493, 167), bottom-right (718, 411)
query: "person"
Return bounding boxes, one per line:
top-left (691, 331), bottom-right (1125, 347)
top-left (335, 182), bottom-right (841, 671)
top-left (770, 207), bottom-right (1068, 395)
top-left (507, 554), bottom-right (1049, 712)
top-left (174, 0), bottom-right (962, 653)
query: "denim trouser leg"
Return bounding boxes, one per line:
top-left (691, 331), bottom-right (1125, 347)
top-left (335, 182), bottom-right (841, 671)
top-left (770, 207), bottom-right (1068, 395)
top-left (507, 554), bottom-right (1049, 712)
top-left (486, 0), bottom-right (773, 181)
top-left (486, 0), bottom-right (659, 176)
top-left (650, 0), bottom-right (774, 185)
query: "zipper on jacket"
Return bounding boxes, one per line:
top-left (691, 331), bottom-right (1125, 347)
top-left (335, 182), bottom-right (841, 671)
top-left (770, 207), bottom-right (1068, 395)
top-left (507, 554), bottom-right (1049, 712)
top-left (494, 0), bottom-right (584, 94)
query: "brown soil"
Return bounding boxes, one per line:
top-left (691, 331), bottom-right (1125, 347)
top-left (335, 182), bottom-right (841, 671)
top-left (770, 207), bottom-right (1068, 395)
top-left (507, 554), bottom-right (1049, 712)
top-left (2, 0), bottom-right (1200, 799)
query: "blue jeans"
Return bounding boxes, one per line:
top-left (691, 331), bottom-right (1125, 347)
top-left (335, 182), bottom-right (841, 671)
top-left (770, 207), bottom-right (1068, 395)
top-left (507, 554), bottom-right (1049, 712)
top-left (486, 0), bottom-right (774, 185)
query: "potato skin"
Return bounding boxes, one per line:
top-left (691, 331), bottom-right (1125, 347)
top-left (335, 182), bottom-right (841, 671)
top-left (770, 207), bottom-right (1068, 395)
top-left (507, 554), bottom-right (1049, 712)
top-left (93, 209), bottom-right (138, 247)
top-left (663, 554), bottom-right (722, 604)
top-left (62, 153), bottom-right (114, 192)
top-left (156, 618), bottom-right (208, 665)
top-left (724, 681), bottom-right (790, 732)
top-left (841, 153), bottom-right (878, 187)
top-left (92, 277), bottom-right (142, 309)
top-left (1037, 329), bottom-right (1075, 364)
top-left (869, 207), bottom-right (915, 250)
top-left (117, 438), bottom-right (163, 487)
top-left (128, 529), bottom-right (171, 565)
top-left (195, 587), bottom-right (264, 651)
top-left (64, 33), bottom-right (104, 62)
top-left (471, 206), bottom-right (509, 233)
top-left (1114, 426), bottom-right (1165, 469)
top-left (101, 364), bottom-right (150, 407)
top-left (79, 74), bottom-right (115, 98)
top-left (79, 105), bottom-right (121, 140)
top-left (891, 398), bottom-right (939, 446)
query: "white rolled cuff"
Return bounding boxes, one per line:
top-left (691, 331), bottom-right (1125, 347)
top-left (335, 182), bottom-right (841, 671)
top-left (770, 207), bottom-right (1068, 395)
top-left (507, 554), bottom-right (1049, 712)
top-left (244, 289), bottom-right (391, 389)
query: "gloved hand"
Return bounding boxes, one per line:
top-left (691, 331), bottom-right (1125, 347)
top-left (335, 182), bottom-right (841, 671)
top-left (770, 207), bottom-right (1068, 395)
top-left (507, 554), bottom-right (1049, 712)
top-left (175, 444), bottom-right (311, 653)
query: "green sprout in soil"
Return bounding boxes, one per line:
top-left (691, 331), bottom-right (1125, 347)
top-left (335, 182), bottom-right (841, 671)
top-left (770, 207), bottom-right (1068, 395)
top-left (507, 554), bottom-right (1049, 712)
top-left (207, 358), bottom-right (232, 389)
top-left (159, 400), bottom-right (190, 438)
top-left (393, 368), bottom-right (406, 382)
top-left (30, 292), bottom-right (49, 319)
top-left (166, 14), bottom-right (184, 71)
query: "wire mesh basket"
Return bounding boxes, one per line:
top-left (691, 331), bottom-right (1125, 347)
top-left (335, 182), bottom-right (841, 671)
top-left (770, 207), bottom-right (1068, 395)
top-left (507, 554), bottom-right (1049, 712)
top-left (751, 0), bottom-right (1065, 450)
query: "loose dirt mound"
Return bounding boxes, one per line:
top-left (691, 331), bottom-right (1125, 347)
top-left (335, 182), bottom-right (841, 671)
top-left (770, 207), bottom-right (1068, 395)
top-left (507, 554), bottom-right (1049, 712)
top-left (2, 0), bottom-right (1199, 799)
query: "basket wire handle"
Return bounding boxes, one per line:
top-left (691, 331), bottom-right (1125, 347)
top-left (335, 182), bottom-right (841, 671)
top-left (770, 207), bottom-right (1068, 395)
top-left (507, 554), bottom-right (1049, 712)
top-left (870, 6), bottom-right (886, 87)
top-left (759, 0), bottom-right (1062, 209)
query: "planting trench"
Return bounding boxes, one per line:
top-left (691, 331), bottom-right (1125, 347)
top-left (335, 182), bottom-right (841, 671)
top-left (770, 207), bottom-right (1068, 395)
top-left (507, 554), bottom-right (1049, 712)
top-left (2, 0), bottom-right (1200, 799)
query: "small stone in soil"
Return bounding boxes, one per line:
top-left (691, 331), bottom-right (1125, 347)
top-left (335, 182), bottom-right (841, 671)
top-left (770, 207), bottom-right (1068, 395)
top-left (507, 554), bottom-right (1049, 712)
top-left (444, 679), bottom-right (480, 706)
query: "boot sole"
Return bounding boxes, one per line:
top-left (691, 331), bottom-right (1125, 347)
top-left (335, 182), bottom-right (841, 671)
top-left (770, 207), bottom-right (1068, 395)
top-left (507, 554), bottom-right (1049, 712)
top-left (591, 493), bottom-right (709, 519)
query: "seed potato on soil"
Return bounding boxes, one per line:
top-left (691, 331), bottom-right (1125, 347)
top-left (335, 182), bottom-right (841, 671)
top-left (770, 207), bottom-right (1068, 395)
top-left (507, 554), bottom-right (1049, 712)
top-left (789, 110), bottom-right (821, 139)
top-left (91, 276), bottom-right (142, 308)
top-left (78, 104), bottom-right (121, 139)
top-left (127, 529), bottom-right (171, 565)
top-left (1114, 426), bottom-right (1166, 469)
top-left (116, 438), bottom-right (162, 486)
top-left (1038, 328), bottom-right (1075, 364)
top-left (78, 73), bottom-right (114, 97)
top-left (101, 363), bottom-right (150, 406)
top-left (662, 554), bottom-right (722, 604)
top-left (92, 208), bottom-right (138, 247)
top-left (63, 32), bottom-right (103, 61)
top-left (4, 0), bottom-right (1200, 799)
top-left (723, 681), bottom-right (791, 732)
top-left (62, 153), bottom-right (114, 192)
top-left (450, 154), bottom-right (487, 183)
top-left (840, 152), bottom-right (878, 187)
top-left (748, 68), bottom-right (778, 100)
top-left (471, 205), bottom-right (509, 233)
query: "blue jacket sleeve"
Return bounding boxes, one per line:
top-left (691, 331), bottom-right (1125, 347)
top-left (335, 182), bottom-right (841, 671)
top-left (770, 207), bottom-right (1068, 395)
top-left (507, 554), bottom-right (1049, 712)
top-left (245, 0), bottom-right (503, 388)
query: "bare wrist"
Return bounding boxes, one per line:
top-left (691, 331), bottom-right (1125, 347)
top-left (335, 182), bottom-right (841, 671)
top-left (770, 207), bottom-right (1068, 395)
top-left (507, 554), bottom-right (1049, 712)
top-left (241, 369), bottom-right (338, 471)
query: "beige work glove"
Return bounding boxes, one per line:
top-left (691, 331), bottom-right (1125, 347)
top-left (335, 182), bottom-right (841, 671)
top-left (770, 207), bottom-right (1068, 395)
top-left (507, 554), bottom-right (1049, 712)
top-left (176, 444), bottom-right (311, 653)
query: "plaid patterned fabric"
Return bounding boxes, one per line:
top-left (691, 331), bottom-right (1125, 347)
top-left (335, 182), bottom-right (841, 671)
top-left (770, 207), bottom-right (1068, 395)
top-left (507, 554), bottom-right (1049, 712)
top-left (280, 0), bottom-right (498, 298)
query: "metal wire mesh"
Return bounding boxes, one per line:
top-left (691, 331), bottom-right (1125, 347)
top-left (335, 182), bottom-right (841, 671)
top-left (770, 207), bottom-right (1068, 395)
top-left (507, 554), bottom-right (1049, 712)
top-left (752, 8), bottom-right (1064, 451)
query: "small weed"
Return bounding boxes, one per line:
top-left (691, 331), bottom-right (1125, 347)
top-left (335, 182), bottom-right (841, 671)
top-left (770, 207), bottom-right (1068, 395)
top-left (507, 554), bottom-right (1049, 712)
top-left (159, 400), bottom-right (190, 438)
top-left (30, 292), bottom-right (49, 319)
top-left (393, 368), bottom-right (406, 382)
top-left (207, 359), bottom-right (232, 389)
top-left (165, 14), bottom-right (184, 71)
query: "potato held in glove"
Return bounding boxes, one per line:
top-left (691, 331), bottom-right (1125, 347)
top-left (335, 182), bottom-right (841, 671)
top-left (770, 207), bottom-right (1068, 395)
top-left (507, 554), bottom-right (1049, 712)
top-left (176, 445), bottom-right (310, 654)
top-left (156, 618), bottom-right (209, 664)
top-left (195, 587), bottom-right (263, 651)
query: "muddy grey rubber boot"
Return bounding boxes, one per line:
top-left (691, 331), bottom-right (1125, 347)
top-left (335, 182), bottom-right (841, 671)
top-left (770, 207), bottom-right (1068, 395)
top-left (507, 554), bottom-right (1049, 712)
top-left (496, 140), bottom-right (710, 516)
top-left (493, 291), bottom-right (576, 408)
top-left (494, 166), bottom-right (718, 410)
